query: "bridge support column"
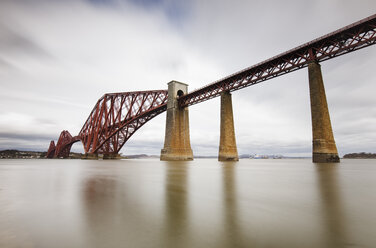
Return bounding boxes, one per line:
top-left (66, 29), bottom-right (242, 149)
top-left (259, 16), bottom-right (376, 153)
top-left (160, 81), bottom-right (193, 161)
top-left (308, 62), bottom-right (339, 163)
top-left (219, 91), bottom-right (239, 161)
top-left (81, 153), bottom-right (99, 160)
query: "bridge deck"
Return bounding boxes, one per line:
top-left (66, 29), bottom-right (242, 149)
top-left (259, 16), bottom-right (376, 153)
top-left (179, 14), bottom-right (376, 107)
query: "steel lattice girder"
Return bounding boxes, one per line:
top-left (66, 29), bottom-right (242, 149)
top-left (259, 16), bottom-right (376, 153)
top-left (47, 132), bottom-right (80, 158)
top-left (79, 90), bottom-right (168, 154)
top-left (46, 141), bottom-right (56, 158)
top-left (178, 14), bottom-right (376, 108)
top-left (54, 130), bottom-right (73, 158)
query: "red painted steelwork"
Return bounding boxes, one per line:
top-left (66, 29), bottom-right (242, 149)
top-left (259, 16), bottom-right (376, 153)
top-left (79, 90), bottom-right (168, 155)
top-left (179, 14), bottom-right (376, 107)
top-left (53, 130), bottom-right (80, 158)
top-left (46, 141), bottom-right (56, 158)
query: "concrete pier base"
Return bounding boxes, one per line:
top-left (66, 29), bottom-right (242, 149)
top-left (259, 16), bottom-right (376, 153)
top-left (308, 62), bottom-right (340, 163)
top-left (103, 154), bottom-right (122, 160)
top-left (160, 81), bottom-right (193, 161)
top-left (219, 91), bottom-right (239, 161)
top-left (81, 153), bottom-right (99, 160)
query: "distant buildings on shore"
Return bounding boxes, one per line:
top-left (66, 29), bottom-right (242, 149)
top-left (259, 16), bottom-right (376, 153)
top-left (0, 150), bottom-right (45, 159)
top-left (0, 150), bottom-right (80, 159)
top-left (249, 154), bottom-right (284, 159)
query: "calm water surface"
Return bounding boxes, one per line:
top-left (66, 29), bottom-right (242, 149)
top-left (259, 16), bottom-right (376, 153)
top-left (0, 159), bottom-right (375, 248)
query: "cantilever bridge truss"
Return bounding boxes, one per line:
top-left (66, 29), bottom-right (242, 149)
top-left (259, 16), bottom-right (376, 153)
top-left (79, 90), bottom-right (168, 154)
top-left (48, 14), bottom-right (376, 158)
top-left (47, 90), bottom-right (168, 158)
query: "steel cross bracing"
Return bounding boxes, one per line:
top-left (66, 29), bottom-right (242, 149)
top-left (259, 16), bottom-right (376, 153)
top-left (178, 14), bottom-right (376, 108)
top-left (54, 130), bottom-right (72, 158)
top-left (79, 90), bottom-right (168, 154)
top-left (48, 130), bottom-right (80, 158)
top-left (46, 140), bottom-right (56, 158)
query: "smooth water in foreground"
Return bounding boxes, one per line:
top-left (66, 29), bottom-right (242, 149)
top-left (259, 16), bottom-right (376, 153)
top-left (0, 159), bottom-right (375, 248)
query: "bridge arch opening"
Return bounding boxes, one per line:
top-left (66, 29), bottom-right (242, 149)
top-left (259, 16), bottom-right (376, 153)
top-left (177, 90), bottom-right (184, 97)
top-left (70, 140), bottom-right (84, 157)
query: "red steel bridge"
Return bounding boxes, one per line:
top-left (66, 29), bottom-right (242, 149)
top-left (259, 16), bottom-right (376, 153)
top-left (47, 14), bottom-right (376, 159)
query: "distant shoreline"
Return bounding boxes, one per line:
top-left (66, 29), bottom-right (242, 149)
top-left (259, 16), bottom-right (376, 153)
top-left (1, 150), bottom-right (375, 159)
top-left (343, 152), bottom-right (376, 159)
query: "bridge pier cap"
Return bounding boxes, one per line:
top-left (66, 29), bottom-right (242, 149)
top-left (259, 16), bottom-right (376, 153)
top-left (160, 80), bottom-right (193, 161)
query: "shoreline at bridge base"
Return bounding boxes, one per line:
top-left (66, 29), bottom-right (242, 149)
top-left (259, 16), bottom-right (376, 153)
top-left (308, 62), bottom-right (339, 163)
top-left (218, 91), bottom-right (239, 162)
top-left (218, 153), bottom-right (239, 162)
top-left (161, 148), bottom-right (193, 161)
top-left (103, 154), bottom-right (122, 160)
top-left (160, 81), bottom-right (193, 161)
top-left (313, 152), bottom-right (340, 163)
top-left (81, 153), bottom-right (99, 160)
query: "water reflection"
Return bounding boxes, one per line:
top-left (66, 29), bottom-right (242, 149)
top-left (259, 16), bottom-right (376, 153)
top-left (82, 174), bottom-right (124, 247)
top-left (2, 159), bottom-right (376, 247)
top-left (163, 162), bottom-right (190, 248)
top-left (221, 162), bottom-right (246, 248)
top-left (316, 163), bottom-right (348, 248)
top-left (163, 161), bottom-right (248, 247)
top-left (81, 167), bottom-right (162, 248)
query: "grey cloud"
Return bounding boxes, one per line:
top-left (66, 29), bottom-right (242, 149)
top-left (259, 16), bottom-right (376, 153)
top-left (239, 140), bottom-right (311, 154)
top-left (34, 118), bottom-right (57, 126)
top-left (0, 131), bottom-right (84, 152)
top-left (0, 24), bottom-right (52, 58)
top-left (0, 133), bottom-right (53, 152)
top-left (0, 57), bottom-right (11, 67)
top-left (0, 57), bottom-right (16, 72)
top-left (0, 132), bottom-right (55, 142)
top-left (86, 0), bottom-right (191, 27)
top-left (120, 140), bottom-right (164, 155)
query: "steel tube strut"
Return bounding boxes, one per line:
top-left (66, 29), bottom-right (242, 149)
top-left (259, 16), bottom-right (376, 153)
top-left (178, 14), bottom-right (376, 107)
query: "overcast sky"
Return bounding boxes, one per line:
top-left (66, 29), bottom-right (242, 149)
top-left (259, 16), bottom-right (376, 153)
top-left (0, 0), bottom-right (375, 157)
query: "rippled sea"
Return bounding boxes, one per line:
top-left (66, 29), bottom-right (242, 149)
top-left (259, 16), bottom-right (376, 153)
top-left (0, 159), bottom-right (375, 248)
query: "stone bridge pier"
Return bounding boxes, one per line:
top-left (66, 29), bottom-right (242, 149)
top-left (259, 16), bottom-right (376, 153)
top-left (308, 62), bottom-right (340, 163)
top-left (160, 81), bottom-right (193, 161)
top-left (218, 91), bottom-right (239, 161)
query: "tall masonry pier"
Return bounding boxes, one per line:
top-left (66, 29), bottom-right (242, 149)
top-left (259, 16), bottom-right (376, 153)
top-left (308, 62), bottom-right (340, 163)
top-left (160, 81), bottom-right (193, 161)
top-left (218, 91), bottom-right (239, 161)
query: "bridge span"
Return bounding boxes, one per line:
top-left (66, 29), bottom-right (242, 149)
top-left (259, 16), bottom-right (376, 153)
top-left (48, 14), bottom-right (376, 162)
